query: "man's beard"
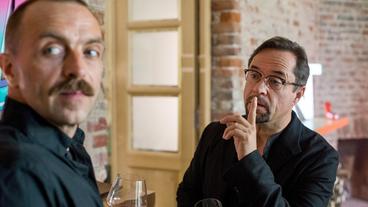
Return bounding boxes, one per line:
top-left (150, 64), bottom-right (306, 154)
top-left (255, 112), bottom-right (270, 123)
top-left (245, 95), bottom-right (270, 123)
top-left (245, 110), bottom-right (270, 123)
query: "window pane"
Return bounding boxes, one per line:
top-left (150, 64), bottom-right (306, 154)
top-left (131, 30), bottom-right (179, 86)
top-left (132, 96), bottom-right (179, 152)
top-left (129, 0), bottom-right (178, 21)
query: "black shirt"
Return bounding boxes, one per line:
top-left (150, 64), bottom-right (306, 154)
top-left (177, 111), bottom-right (338, 207)
top-left (0, 98), bottom-right (103, 207)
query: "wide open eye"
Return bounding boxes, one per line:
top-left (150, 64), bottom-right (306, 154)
top-left (43, 46), bottom-right (63, 56)
top-left (84, 49), bottom-right (100, 58)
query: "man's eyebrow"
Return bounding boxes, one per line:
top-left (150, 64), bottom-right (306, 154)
top-left (271, 70), bottom-right (288, 78)
top-left (249, 65), bottom-right (287, 78)
top-left (86, 38), bottom-right (104, 46)
top-left (249, 65), bottom-right (260, 70)
top-left (39, 32), bottom-right (67, 42)
top-left (39, 32), bottom-right (104, 46)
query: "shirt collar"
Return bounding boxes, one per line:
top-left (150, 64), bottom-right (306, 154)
top-left (275, 111), bottom-right (303, 155)
top-left (262, 131), bottom-right (281, 160)
top-left (262, 111), bottom-right (303, 172)
top-left (1, 97), bottom-right (85, 157)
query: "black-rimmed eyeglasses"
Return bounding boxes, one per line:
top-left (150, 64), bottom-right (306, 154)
top-left (244, 69), bottom-right (304, 91)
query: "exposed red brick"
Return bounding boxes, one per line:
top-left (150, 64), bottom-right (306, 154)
top-left (86, 118), bottom-right (108, 132)
top-left (213, 46), bottom-right (241, 56)
top-left (250, 38), bottom-right (257, 46)
top-left (93, 135), bottom-right (108, 148)
top-left (212, 1), bottom-right (240, 11)
top-left (217, 34), bottom-right (241, 45)
top-left (320, 14), bottom-right (335, 21)
top-left (212, 23), bottom-right (241, 33)
top-left (98, 117), bottom-right (108, 128)
top-left (217, 57), bottom-right (242, 67)
top-left (220, 12), bottom-right (241, 23)
top-left (351, 43), bottom-right (364, 49)
top-left (212, 67), bottom-right (242, 77)
top-left (211, 0), bottom-right (243, 119)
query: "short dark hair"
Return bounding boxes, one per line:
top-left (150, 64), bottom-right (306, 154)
top-left (248, 36), bottom-right (310, 88)
top-left (5, 0), bottom-right (90, 54)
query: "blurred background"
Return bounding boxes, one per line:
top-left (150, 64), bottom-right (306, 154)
top-left (1, 0), bottom-right (367, 206)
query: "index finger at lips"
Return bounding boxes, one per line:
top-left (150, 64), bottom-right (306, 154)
top-left (247, 97), bottom-right (257, 125)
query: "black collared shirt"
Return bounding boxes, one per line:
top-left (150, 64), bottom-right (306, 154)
top-left (0, 98), bottom-right (103, 207)
top-left (177, 111), bottom-right (338, 207)
top-left (262, 132), bottom-right (280, 160)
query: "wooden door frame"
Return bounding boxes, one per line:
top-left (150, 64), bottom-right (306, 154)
top-left (105, 0), bottom-right (211, 198)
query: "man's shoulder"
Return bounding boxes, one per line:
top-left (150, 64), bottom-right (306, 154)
top-left (196, 121), bottom-right (228, 149)
top-left (203, 121), bottom-right (226, 134)
top-left (0, 123), bottom-right (22, 137)
top-left (298, 124), bottom-right (338, 158)
top-left (299, 124), bottom-right (331, 145)
top-left (0, 124), bottom-right (48, 171)
top-left (200, 121), bottom-right (226, 140)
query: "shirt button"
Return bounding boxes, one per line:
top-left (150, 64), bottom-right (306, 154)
top-left (234, 186), bottom-right (239, 193)
top-left (66, 147), bottom-right (70, 152)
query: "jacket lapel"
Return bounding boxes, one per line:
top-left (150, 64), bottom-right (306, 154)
top-left (266, 112), bottom-right (303, 175)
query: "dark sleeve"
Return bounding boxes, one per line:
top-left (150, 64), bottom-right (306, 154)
top-left (177, 123), bottom-right (217, 207)
top-left (0, 168), bottom-right (52, 207)
top-left (224, 147), bottom-right (338, 207)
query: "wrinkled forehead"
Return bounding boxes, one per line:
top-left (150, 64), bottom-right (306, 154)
top-left (20, 1), bottom-right (102, 39)
top-left (250, 49), bottom-right (297, 79)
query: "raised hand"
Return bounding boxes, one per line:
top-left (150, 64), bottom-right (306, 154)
top-left (220, 97), bottom-right (257, 160)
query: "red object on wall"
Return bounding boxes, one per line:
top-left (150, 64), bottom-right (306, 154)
top-left (324, 101), bottom-right (339, 120)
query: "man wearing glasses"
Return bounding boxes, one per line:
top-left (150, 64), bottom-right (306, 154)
top-left (177, 36), bottom-right (338, 206)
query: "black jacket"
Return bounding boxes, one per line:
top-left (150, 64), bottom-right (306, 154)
top-left (0, 98), bottom-right (103, 207)
top-left (177, 112), bottom-right (338, 206)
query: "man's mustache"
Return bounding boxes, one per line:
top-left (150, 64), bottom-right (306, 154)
top-left (48, 78), bottom-right (95, 96)
top-left (246, 95), bottom-right (269, 110)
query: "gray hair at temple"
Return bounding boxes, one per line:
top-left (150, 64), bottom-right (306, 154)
top-left (4, 0), bottom-right (91, 54)
top-left (248, 36), bottom-right (310, 91)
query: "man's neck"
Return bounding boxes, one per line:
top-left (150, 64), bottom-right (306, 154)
top-left (256, 112), bottom-right (292, 154)
top-left (57, 125), bottom-right (78, 138)
top-left (8, 94), bottom-right (79, 138)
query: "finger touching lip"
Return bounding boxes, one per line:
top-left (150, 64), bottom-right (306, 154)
top-left (246, 96), bottom-right (269, 111)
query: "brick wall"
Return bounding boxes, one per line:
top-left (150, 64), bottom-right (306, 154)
top-left (211, 0), bottom-right (244, 120)
top-left (315, 0), bottom-right (368, 139)
top-left (240, 0), bottom-right (320, 63)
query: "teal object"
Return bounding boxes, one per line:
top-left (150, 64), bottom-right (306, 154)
top-left (0, 81), bottom-right (7, 111)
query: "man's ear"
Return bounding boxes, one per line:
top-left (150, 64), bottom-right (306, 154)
top-left (0, 53), bottom-right (18, 88)
top-left (292, 86), bottom-right (305, 106)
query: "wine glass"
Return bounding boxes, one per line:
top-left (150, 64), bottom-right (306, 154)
top-left (106, 174), bottom-right (148, 207)
top-left (194, 198), bottom-right (222, 207)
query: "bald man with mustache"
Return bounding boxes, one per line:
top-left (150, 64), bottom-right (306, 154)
top-left (0, 0), bottom-right (104, 206)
